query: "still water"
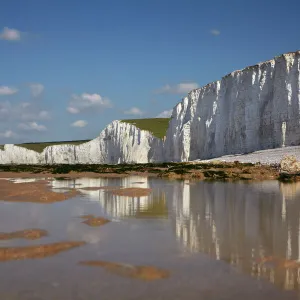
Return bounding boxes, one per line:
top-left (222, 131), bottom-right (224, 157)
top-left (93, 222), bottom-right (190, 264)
top-left (1, 176), bottom-right (300, 299)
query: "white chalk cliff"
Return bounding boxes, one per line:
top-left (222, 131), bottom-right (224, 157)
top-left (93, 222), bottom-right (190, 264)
top-left (1, 51), bottom-right (300, 164)
top-left (0, 121), bottom-right (163, 164)
top-left (164, 51), bottom-right (300, 161)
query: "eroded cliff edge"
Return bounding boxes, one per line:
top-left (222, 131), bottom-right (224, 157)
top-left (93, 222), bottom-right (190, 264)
top-left (164, 51), bottom-right (300, 161)
top-left (0, 121), bottom-right (164, 164)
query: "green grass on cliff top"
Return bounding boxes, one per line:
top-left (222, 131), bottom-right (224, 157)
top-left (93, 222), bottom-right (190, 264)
top-left (0, 118), bottom-right (171, 153)
top-left (0, 140), bottom-right (91, 153)
top-left (121, 118), bottom-right (170, 139)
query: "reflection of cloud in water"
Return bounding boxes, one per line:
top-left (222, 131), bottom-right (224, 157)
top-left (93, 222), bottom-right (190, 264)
top-left (66, 221), bottom-right (104, 244)
top-left (171, 180), bottom-right (300, 291)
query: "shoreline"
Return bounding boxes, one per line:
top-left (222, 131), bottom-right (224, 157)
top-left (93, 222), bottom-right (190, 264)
top-left (0, 161), bottom-right (284, 182)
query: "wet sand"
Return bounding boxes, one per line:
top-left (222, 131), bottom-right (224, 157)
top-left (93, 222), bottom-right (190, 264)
top-left (79, 260), bottom-right (170, 280)
top-left (0, 179), bottom-right (79, 203)
top-left (1, 176), bottom-right (300, 300)
top-left (0, 241), bottom-right (86, 261)
top-left (80, 215), bottom-right (111, 227)
top-left (0, 229), bottom-right (48, 240)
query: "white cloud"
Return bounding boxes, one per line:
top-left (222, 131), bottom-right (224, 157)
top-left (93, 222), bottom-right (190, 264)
top-left (18, 122), bottom-right (47, 131)
top-left (156, 109), bottom-right (173, 118)
top-left (71, 120), bottom-right (87, 128)
top-left (67, 106), bottom-right (80, 114)
top-left (36, 110), bottom-right (51, 120)
top-left (0, 86), bottom-right (18, 96)
top-left (210, 29), bottom-right (220, 36)
top-left (0, 130), bottom-right (17, 138)
top-left (29, 83), bottom-right (44, 97)
top-left (67, 93), bottom-right (112, 114)
top-left (154, 82), bottom-right (199, 94)
top-left (0, 101), bottom-right (51, 122)
top-left (21, 102), bottom-right (31, 108)
top-left (20, 108), bottom-right (51, 121)
top-left (37, 110), bottom-right (51, 120)
top-left (124, 107), bottom-right (144, 116)
top-left (0, 27), bottom-right (21, 41)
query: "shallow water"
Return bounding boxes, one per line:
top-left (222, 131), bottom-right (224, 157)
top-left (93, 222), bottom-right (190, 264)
top-left (1, 176), bottom-right (300, 299)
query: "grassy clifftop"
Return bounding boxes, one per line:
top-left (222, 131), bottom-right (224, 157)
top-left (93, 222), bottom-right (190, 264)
top-left (121, 118), bottom-right (170, 139)
top-left (0, 118), bottom-right (171, 153)
top-left (1, 140), bottom-right (91, 153)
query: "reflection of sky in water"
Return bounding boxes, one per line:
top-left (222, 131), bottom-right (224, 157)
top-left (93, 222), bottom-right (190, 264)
top-left (2, 177), bottom-right (300, 296)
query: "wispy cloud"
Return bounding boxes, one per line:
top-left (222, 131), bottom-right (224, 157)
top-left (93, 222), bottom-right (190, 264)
top-left (18, 122), bottom-right (47, 131)
top-left (154, 82), bottom-right (199, 94)
top-left (0, 86), bottom-right (18, 96)
top-left (124, 107), bottom-right (144, 116)
top-left (156, 109), bottom-right (173, 118)
top-left (0, 27), bottom-right (21, 41)
top-left (20, 109), bottom-right (51, 122)
top-left (67, 93), bottom-right (112, 114)
top-left (29, 83), bottom-right (44, 97)
top-left (210, 29), bottom-right (220, 36)
top-left (0, 130), bottom-right (17, 138)
top-left (67, 107), bottom-right (79, 114)
top-left (71, 120), bottom-right (87, 128)
top-left (0, 101), bottom-right (51, 123)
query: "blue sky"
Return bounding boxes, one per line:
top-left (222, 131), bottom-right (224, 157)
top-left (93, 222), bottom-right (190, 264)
top-left (0, 0), bottom-right (300, 143)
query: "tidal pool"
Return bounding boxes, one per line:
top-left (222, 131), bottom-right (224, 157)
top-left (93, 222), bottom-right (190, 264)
top-left (1, 176), bottom-right (300, 299)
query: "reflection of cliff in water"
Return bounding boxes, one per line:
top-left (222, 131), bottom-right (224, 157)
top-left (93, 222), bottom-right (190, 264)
top-left (171, 180), bottom-right (300, 291)
top-left (98, 177), bottom-right (168, 219)
top-left (51, 176), bottom-right (168, 219)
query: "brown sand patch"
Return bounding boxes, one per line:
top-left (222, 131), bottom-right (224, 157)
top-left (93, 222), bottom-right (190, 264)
top-left (0, 229), bottom-right (48, 240)
top-left (79, 260), bottom-right (170, 280)
top-left (110, 187), bottom-right (151, 197)
top-left (0, 241), bottom-right (86, 262)
top-left (80, 215), bottom-right (110, 227)
top-left (0, 179), bottom-right (79, 203)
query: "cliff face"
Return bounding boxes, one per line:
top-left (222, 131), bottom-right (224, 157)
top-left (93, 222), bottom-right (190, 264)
top-left (0, 121), bottom-right (163, 164)
top-left (2, 51), bottom-right (300, 164)
top-left (164, 52), bottom-right (300, 161)
top-left (0, 144), bottom-right (41, 164)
